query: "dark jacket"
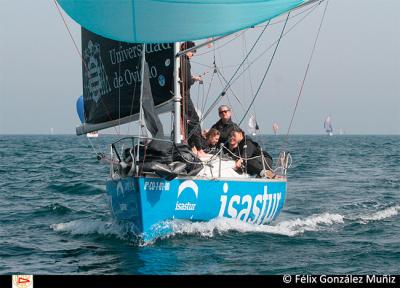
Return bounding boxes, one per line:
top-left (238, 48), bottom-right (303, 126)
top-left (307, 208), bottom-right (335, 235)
top-left (179, 55), bottom-right (202, 149)
top-left (211, 119), bottom-right (239, 145)
top-left (179, 55), bottom-right (195, 96)
top-left (202, 142), bottom-right (219, 154)
top-left (230, 138), bottom-right (273, 175)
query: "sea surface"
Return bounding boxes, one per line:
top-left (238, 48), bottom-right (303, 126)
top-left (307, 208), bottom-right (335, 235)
top-left (0, 135), bottom-right (399, 274)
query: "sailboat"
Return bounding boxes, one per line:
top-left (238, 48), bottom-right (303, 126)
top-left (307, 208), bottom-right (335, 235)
top-left (56, 0), bottom-right (318, 242)
top-left (324, 115), bottom-right (333, 136)
top-left (272, 122), bottom-right (279, 135)
top-left (248, 115), bottom-right (260, 136)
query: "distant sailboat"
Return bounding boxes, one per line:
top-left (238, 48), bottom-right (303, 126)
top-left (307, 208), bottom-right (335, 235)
top-left (272, 122), bottom-right (279, 135)
top-left (324, 116), bottom-right (333, 136)
top-left (248, 115), bottom-right (260, 136)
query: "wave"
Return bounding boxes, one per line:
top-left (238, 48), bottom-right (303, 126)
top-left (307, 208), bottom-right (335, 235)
top-left (50, 213), bottom-right (345, 246)
top-left (163, 212), bottom-right (345, 239)
top-left (357, 205), bottom-right (400, 223)
top-left (47, 182), bottom-right (105, 195)
top-left (50, 206), bottom-right (399, 245)
top-left (50, 219), bottom-right (125, 238)
top-left (36, 203), bottom-right (73, 216)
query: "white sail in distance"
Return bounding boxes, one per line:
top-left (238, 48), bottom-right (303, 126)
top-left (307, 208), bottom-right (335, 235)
top-left (272, 122), bottom-right (279, 135)
top-left (248, 115), bottom-right (260, 136)
top-left (324, 116), bottom-right (333, 136)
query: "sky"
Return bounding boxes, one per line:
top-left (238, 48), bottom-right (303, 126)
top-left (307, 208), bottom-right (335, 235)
top-left (0, 0), bottom-right (399, 135)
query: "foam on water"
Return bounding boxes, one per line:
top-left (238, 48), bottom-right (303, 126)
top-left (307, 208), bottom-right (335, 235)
top-left (50, 206), bottom-right (398, 245)
top-left (164, 212), bottom-right (345, 239)
top-left (50, 212), bottom-right (346, 245)
top-left (357, 205), bottom-right (400, 223)
top-left (50, 219), bottom-right (126, 239)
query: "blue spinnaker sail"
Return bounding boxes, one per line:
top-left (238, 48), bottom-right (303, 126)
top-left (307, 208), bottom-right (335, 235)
top-left (76, 95), bottom-right (85, 123)
top-left (57, 0), bottom-right (306, 43)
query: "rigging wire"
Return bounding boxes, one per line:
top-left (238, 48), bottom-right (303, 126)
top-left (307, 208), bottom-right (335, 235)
top-left (285, 0), bottom-right (329, 141)
top-left (197, 2), bottom-right (319, 73)
top-left (52, 0), bottom-right (120, 136)
top-left (195, 31), bottom-right (246, 57)
top-left (86, 136), bottom-right (101, 155)
top-left (239, 12), bottom-right (291, 126)
top-left (195, 80), bottom-right (205, 125)
top-left (118, 51), bottom-right (121, 134)
top-left (200, 64), bottom-right (216, 114)
top-left (194, 1), bottom-right (319, 58)
top-left (204, 1), bottom-right (321, 134)
top-left (188, 0), bottom-right (320, 127)
top-left (228, 2), bottom-right (320, 73)
top-left (126, 74), bottom-right (138, 135)
top-left (181, 1), bottom-right (322, 141)
top-left (191, 2), bottom-right (320, 133)
top-left (215, 71), bottom-right (235, 118)
top-left (215, 67), bottom-right (246, 112)
top-left (199, 23), bottom-right (270, 125)
top-left (254, 1), bottom-right (321, 28)
top-left (242, 33), bottom-right (257, 131)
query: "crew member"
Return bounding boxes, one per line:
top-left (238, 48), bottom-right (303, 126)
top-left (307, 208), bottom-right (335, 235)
top-left (179, 41), bottom-right (206, 157)
top-left (211, 105), bottom-right (239, 146)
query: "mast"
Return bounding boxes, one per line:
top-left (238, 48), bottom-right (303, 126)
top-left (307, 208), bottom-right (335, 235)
top-left (137, 43), bottom-right (146, 164)
top-left (173, 42), bottom-right (182, 144)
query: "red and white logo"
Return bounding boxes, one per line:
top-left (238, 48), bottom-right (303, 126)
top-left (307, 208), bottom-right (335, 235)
top-left (12, 275), bottom-right (33, 288)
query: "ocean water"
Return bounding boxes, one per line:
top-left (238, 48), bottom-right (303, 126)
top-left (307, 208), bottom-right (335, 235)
top-left (0, 135), bottom-right (399, 274)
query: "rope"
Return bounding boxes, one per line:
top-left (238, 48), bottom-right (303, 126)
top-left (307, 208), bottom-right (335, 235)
top-left (239, 12), bottom-right (291, 126)
top-left (285, 0), bottom-right (329, 141)
top-left (201, 64), bottom-right (216, 113)
top-left (195, 31), bottom-right (246, 57)
top-left (86, 135), bottom-right (100, 155)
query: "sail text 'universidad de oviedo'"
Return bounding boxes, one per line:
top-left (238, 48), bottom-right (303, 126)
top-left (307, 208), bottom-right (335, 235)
top-left (109, 43), bottom-right (172, 65)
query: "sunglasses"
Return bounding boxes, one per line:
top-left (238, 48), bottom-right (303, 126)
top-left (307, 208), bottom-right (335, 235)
top-left (219, 110), bottom-right (230, 115)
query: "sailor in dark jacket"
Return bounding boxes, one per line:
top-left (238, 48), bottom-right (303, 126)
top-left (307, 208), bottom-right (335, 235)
top-left (202, 128), bottom-right (220, 154)
top-left (211, 105), bottom-right (239, 146)
top-left (179, 41), bottom-right (206, 157)
top-left (228, 127), bottom-right (274, 178)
